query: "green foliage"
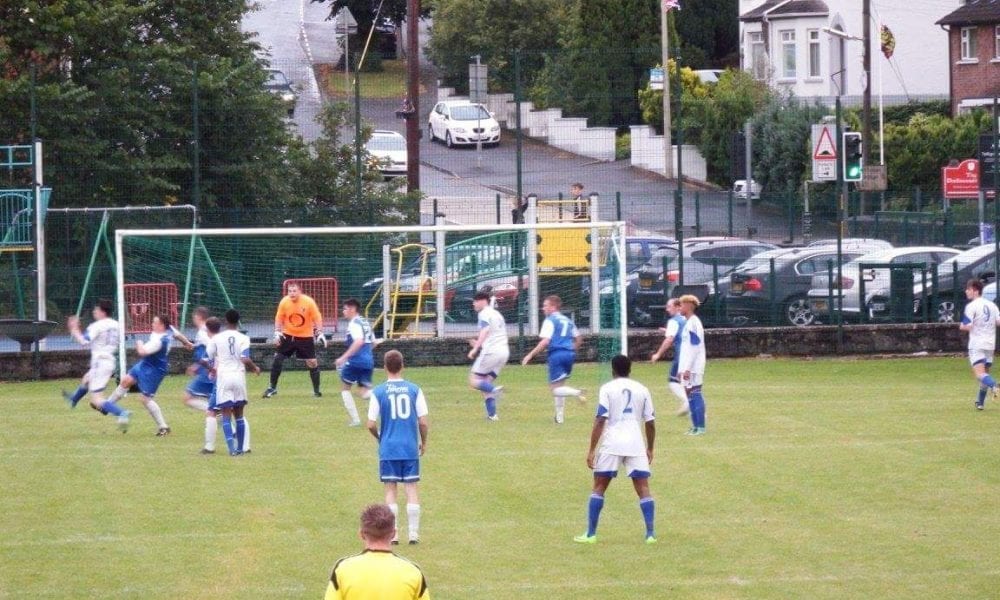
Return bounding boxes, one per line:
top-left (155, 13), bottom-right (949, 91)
top-left (882, 110), bottom-right (993, 192)
top-left (674, 0), bottom-right (740, 67)
top-left (881, 100), bottom-right (951, 125)
top-left (615, 132), bottom-right (630, 160)
top-left (637, 59), bottom-right (711, 134)
top-left (752, 96), bottom-right (831, 196)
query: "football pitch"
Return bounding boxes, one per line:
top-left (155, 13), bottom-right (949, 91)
top-left (2, 356), bottom-right (999, 599)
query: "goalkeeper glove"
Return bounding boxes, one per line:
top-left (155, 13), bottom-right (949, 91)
top-left (315, 331), bottom-right (328, 348)
top-left (273, 330), bottom-right (284, 344)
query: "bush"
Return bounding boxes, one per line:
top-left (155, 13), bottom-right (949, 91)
top-left (615, 132), bottom-right (630, 160)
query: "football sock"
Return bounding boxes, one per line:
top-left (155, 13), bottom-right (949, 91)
top-left (145, 400), bottom-right (168, 429)
top-left (639, 497), bottom-right (655, 538)
top-left (221, 417), bottom-right (237, 454)
top-left (341, 391), bottom-right (360, 423)
top-left (241, 418), bottom-right (251, 452)
top-left (980, 374), bottom-right (997, 388)
top-left (69, 385), bottom-right (88, 406)
top-left (553, 385), bottom-right (581, 397)
top-left (235, 418), bottom-right (246, 452)
top-left (484, 396), bottom-right (497, 417)
top-left (204, 415), bottom-right (217, 452)
top-left (406, 503), bottom-right (421, 540)
top-left (269, 354), bottom-right (285, 388)
top-left (309, 367), bottom-right (321, 394)
top-left (475, 380), bottom-right (495, 394)
top-left (587, 493), bottom-right (605, 537)
top-left (978, 386), bottom-right (988, 405)
top-left (101, 401), bottom-right (124, 417)
top-left (668, 381), bottom-right (688, 404)
top-left (106, 385), bottom-right (127, 403)
top-left (554, 396), bottom-right (565, 421)
top-left (388, 503), bottom-right (399, 541)
top-left (689, 390), bottom-right (706, 429)
top-left (185, 397), bottom-right (209, 411)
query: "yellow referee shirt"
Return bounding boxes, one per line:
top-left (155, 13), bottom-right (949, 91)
top-left (325, 550), bottom-right (429, 600)
top-left (275, 294), bottom-right (322, 338)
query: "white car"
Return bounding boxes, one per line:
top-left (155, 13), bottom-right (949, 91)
top-left (365, 130), bottom-right (408, 176)
top-left (427, 101), bottom-right (501, 148)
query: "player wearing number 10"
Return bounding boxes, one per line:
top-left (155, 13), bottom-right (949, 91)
top-left (368, 350), bottom-right (429, 545)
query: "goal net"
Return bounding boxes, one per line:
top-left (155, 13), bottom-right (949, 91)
top-left (114, 221), bottom-right (628, 383)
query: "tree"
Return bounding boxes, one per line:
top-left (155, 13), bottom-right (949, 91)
top-left (637, 59), bottom-right (711, 135)
top-left (674, 0), bottom-right (739, 68)
top-left (752, 96), bottom-right (830, 196)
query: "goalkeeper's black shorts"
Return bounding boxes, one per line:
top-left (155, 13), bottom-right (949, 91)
top-left (276, 335), bottom-right (316, 360)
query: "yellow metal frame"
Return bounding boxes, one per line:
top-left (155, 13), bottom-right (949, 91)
top-left (363, 243), bottom-right (437, 339)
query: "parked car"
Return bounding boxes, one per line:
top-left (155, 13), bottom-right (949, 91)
top-left (629, 239), bottom-right (777, 326)
top-left (805, 238), bottom-right (893, 250)
top-left (263, 68), bottom-right (296, 117)
top-left (733, 179), bottom-right (760, 201)
top-left (806, 246), bottom-right (961, 322)
top-left (365, 130), bottom-right (408, 177)
top-left (725, 245), bottom-right (880, 327)
top-left (904, 243), bottom-right (1000, 323)
top-left (428, 101), bottom-right (501, 148)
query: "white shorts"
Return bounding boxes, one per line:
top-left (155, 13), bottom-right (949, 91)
top-left (683, 371), bottom-right (704, 389)
top-left (215, 372), bottom-right (249, 406)
top-left (87, 355), bottom-right (116, 393)
top-left (472, 349), bottom-right (510, 379)
top-left (969, 349), bottom-right (994, 367)
top-left (593, 451), bottom-right (651, 479)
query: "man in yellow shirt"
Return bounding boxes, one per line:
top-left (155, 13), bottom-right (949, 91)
top-left (325, 504), bottom-right (430, 600)
top-left (263, 283), bottom-right (324, 398)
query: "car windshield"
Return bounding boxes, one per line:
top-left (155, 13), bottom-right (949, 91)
top-left (368, 135), bottom-right (406, 151)
top-left (450, 105), bottom-right (491, 120)
top-left (266, 71), bottom-right (289, 86)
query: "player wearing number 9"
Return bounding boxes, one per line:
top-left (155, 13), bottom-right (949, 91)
top-left (367, 350), bottom-right (429, 545)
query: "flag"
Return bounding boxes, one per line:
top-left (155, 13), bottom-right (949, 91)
top-left (880, 24), bottom-right (895, 60)
top-left (664, 0), bottom-right (681, 11)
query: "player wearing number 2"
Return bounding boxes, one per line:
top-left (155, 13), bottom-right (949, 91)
top-left (367, 350), bottom-right (429, 545)
top-left (574, 355), bottom-right (656, 545)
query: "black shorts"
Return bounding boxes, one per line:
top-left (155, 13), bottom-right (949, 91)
top-left (276, 335), bottom-right (316, 360)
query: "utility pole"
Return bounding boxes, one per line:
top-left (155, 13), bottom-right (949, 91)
top-left (661, 2), bottom-right (673, 179)
top-left (406, 0), bottom-right (421, 192)
top-left (861, 0), bottom-right (872, 214)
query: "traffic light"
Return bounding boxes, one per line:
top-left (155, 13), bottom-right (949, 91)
top-left (842, 131), bottom-right (863, 182)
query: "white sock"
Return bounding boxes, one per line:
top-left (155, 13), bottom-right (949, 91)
top-left (388, 503), bottom-right (399, 541)
top-left (553, 385), bottom-right (581, 397)
top-left (407, 503), bottom-right (421, 541)
top-left (554, 396), bottom-right (565, 421)
top-left (145, 400), bottom-right (168, 428)
top-left (241, 418), bottom-right (251, 452)
top-left (669, 382), bottom-right (688, 405)
top-left (185, 398), bottom-right (209, 411)
top-left (107, 385), bottom-right (127, 403)
top-left (341, 391), bottom-right (360, 424)
top-left (204, 415), bottom-right (217, 451)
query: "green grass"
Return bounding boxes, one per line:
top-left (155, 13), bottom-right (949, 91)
top-left (322, 59), bottom-right (414, 99)
top-left (3, 356), bottom-right (1000, 598)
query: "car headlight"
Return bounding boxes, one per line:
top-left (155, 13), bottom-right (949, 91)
top-left (281, 93), bottom-right (295, 102)
top-left (490, 126), bottom-right (500, 132)
top-left (453, 128), bottom-right (466, 133)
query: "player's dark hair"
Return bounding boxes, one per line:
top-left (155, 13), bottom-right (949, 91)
top-left (360, 504), bottom-right (395, 542)
top-left (571, 182), bottom-right (583, 190)
top-left (205, 317), bottom-right (223, 334)
top-left (225, 309), bottom-right (240, 325)
top-left (544, 295), bottom-right (562, 309)
top-left (967, 278), bottom-right (984, 294)
top-left (384, 350), bottom-right (404, 374)
top-left (611, 354), bottom-right (632, 378)
top-left (473, 291), bottom-right (491, 302)
top-left (344, 298), bottom-right (361, 311)
top-left (157, 314), bottom-right (171, 329)
top-left (193, 306), bottom-right (210, 320)
top-left (95, 299), bottom-right (113, 316)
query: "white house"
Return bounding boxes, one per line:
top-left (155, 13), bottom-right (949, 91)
top-left (738, 0), bottom-right (952, 104)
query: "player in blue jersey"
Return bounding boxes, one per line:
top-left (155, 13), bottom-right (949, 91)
top-left (574, 355), bottom-right (656, 544)
top-left (468, 291), bottom-right (510, 421)
top-left (367, 350), bottom-right (429, 544)
top-left (650, 298), bottom-right (690, 416)
top-left (64, 299), bottom-right (121, 420)
top-left (521, 295), bottom-right (586, 423)
top-left (335, 298), bottom-right (376, 426)
top-left (961, 278), bottom-right (1000, 410)
top-left (104, 314), bottom-right (179, 435)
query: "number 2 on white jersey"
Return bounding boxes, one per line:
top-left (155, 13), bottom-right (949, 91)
top-left (622, 389), bottom-right (633, 415)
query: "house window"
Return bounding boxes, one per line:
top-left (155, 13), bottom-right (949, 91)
top-left (961, 26), bottom-right (977, 60)
top-left (781, 30), bottom-right (796, 78)
top-left (995, 25), bottom-right (1000, 58)
top-left (808, 29), bottom-right (821, 77)
top-left (749, 31), bottom-right (766, 79)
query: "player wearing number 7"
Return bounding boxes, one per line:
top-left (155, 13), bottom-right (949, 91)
top-left (367, 350), bottom-right (429, 545)
top-left (521, 295), bottom-right (585, 424)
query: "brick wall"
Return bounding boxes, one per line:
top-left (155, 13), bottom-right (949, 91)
top-left (949, 23), bottom-right (1000, 115)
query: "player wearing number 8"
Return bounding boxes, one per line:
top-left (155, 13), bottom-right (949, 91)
top-left (367, 350), bottom-right (429, 545)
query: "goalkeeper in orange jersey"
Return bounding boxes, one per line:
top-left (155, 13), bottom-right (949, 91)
top-left (263, 283), bottom-right (326, 398)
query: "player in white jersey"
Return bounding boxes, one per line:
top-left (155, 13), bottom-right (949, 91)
top-left (206, 309), bottom-right (260, 455)
top-left (573, 355), bottom-right (657, 544)
top-left (467, 291), bottom-right (510, 421)
top-left (677, 294), bottom-right (708, 435)
top-left (960, 279), bottom-right (1000, 410)
top-left (64, 300), bottom-right (122, 419)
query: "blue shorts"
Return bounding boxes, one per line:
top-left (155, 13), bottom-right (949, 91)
top-left (207, 390), bottom-right (220, 412)
top-left (340, 364), bottom-right (373, 387)
top-left (669, 360), bottom-right (680, 380)
top-left (128, 363), bottom-right (167, 397)
top-left (547, 350), bottom-right (575, 384)
top-left (380, 459), bottom-right (420, 482)
top-left (186, 378), bottom-right (214, 398)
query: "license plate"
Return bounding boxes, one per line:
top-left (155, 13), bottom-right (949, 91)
top-left (812, 300), bottom-right (827, 312)
top-left (639, 278), bottom-right (653, 289)
top-left (870, 302), bottom-right (885, 312)
top-left (731, 282), bottom-right (744, 293)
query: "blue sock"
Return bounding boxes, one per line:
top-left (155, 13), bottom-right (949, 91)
top-left (639, 497), bottom-right (655, 538)
top-left (587, 493), bottom-right (604, 537)
top-left (689, 389), bottom-right (706, 429)
top-left (235, 418), bottom-right (246, 452)
top-left (69, 386), bottom-right (88, 406)
top-left (101, 401), bottom-right (123, 417)
top-left (485, 396), bottom-right (497, 417)
top-left (476, 381), bottom-right (495, 394)
top-left (978, 387), bottom-right (988, 406)
top-left (222, 418), bottom-right (237, 454)
top-left (981, 374), bottom-right (997, 388)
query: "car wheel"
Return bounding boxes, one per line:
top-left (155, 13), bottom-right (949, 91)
top-left (428, 124), bottom-right (436, 142)
top-left (445, 132), bottom-right (454, 148)
top-left (784, 295), bottom-right (816, 327)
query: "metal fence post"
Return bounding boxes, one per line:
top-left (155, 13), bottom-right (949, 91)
top-left (615, 191), bottom-right (622, 221)
top-left (694, 192), bottom-right (701, 236)
top-left (727, 190), bottom-right (734, 237)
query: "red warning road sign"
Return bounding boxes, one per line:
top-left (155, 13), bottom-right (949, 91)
top-left (813, 126), bottom-right (837, 159)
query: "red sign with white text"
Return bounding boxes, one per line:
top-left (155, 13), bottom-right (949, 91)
top-left (942, 159), bottom-right (980, 199)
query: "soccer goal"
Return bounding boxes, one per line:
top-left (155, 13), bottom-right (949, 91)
top-left (114, 220), bottom-right (629, 373)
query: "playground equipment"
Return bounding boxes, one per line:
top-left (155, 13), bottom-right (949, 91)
top-left (365, 244), bottom-right (436, 339)
top-left (1, 142), bottom-right (50, 322)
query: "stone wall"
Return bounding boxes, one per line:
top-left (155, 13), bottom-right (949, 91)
top-left (1, 323), bottom-right (965, 382)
